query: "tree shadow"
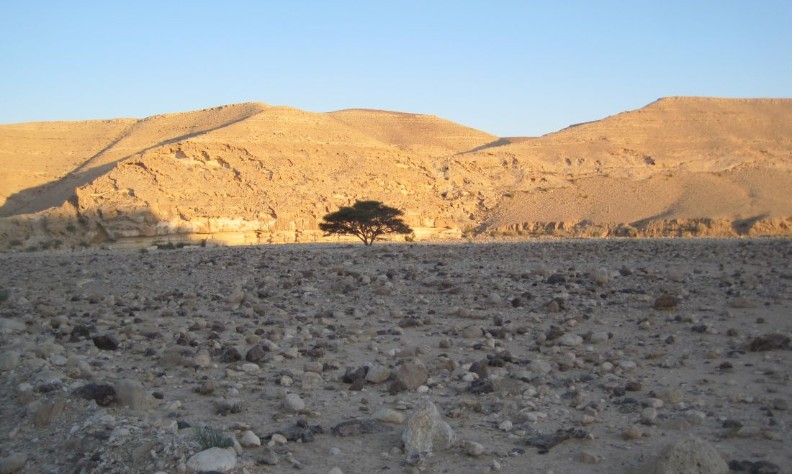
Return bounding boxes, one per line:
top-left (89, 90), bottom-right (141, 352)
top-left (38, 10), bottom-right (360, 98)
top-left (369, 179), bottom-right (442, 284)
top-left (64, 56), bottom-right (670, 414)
top-left (457, 137), bottom-right (513, 155)
top-left (732, 214), bottom-right (769, 235)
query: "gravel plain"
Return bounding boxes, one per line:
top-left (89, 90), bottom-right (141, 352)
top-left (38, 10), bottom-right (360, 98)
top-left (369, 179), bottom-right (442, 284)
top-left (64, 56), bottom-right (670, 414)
top-left (0, 239), bottom-right (790, 473)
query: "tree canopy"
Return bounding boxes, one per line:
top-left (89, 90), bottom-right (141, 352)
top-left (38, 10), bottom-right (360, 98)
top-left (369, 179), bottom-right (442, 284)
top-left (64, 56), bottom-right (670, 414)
top-left (319, 200), bottom-right (413, 246)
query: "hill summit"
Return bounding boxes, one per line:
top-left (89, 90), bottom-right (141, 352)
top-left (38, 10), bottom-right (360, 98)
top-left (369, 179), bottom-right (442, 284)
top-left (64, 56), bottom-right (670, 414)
top-left (1, 97), bottom-right (791, 249)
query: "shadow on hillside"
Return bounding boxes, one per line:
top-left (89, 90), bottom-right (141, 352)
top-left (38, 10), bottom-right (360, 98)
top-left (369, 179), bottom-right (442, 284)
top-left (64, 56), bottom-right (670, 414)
top-left (457, 138), bottom-right (512, 156)
top-left (732, 214), bottom-right (769, 234)
top-left (0, 111), bottom-right (258, 218)
top-left (0, 163), bottom-right (119, 218)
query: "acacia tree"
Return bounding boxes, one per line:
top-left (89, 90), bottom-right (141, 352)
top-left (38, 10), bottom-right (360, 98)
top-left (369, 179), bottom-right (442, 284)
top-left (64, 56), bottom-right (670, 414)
top-left (319, 200), bottom-right (413, 246)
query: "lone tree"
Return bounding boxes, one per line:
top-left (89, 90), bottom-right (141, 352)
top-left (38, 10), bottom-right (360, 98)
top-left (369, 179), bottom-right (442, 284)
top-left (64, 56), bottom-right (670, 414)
top-left (319, 200), bottom-right (413, 246)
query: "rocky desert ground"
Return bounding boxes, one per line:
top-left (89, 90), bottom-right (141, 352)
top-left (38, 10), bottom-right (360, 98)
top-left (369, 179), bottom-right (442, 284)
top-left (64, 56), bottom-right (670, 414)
top-left (1, 239), bottom-right (790, 473)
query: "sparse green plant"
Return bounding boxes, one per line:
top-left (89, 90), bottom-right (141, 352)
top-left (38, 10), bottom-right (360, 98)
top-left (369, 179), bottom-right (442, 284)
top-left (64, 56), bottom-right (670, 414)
top-left (66, 223), bottom-right (77, 232)
top-left (319, 200), bottom-right (413, 246)
top-left (8, 239), bottom-right (22, 248)
top-left (193, 426), bottom-right (234, 450)
top-left (0, 288), bottom-right (9, 304)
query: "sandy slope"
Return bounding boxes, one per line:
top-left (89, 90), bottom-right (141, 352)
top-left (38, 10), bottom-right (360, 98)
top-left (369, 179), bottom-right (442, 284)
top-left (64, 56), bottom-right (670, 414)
top-left (0, 97), bottom-right (790, 249)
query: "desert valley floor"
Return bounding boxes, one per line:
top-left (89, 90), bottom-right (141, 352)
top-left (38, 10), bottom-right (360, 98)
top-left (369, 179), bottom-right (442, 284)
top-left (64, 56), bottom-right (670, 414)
top-left (0, 239), bottom-right (791, 473)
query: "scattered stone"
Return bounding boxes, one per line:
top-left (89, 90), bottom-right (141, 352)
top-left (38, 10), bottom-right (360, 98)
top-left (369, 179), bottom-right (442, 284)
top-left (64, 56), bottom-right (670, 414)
top-left (591, 268), bottom-right (611, 286)
top-left (728, 460), bottom-right (782, 474)
top-left (469, 359), bottom-right (489, 378)
top-left (469, 378), bottom-right (496, 394)
top-left (389, 358), bottom-right (429, 393)
top-left (525, 427), bottom-right (591, 453)
top-left (331, 419), bottom-right (389, 437)
top-left (219, 346), bottom-right (242, 363)
top-left (194, 350), bottom-right (212, 368)
top-left (401, 400), bottom-right (456, 465)
top-left (0, 351), bottom-right (20, 371)
top-left (653, 294), bottom-right (678, 311)
top-left (239, 430), bottom-right (261, 447)
top-left (31, 397), bottom-right (66, 427)
top-left (342, 366), bottom-right (368, 384)
top-left (546, 274), bottom-right (566, 284)
top-left (114, 379), bottom-right (151, 410)
top-left (302, 371), bottom-right (323, 390)
top-left (545, 300), bottom-right (561, 313)
top-left (0, 453), bottom-right (27, 474)
top-left (186, 447), bottom-right (236, 473)
top-left (625, 381), bottom-right (642, 392)
top-left (749, 334), bottom-right (790, 352)
top-left (461, 325), bottom-right (483, 339)
top-left (69, 324), bottom-right (91, 342)
top-left (365, 365), bottom-right (392, 384)
top-left (649, 437), bottom-right (728, 474)
top-left (373, 408), bottom-right (405, 424)
top-left (1, 238), bottom-right (789, 473)
top-left (92, 334), bottom-right (119, 350)
top-left (271, 433), bottom-right (288, 445)
top-left (257, 448), bottom-right (279, 465)
top-left (730, 297), bottom-right (758, 309)
top-left (276, 419), bottom-right (324, 442)
top-left (73, 383), bottom-right (117, 406)
top-left (622, 425), bottom-right (643, 440)
top-left (195, 380), bottom-right (215, 395)
top-left (241, 362), bottom-right (259, 373)
top-left (559, 334), bottom-right (583, 346)
top-left (462, 440), bottom-right (485, 457)
top-left (530, 359), bottom-right (553, 376)
top-left (245, 345), bottom-right (266, 362)
top-left (641, 407), bottom-right (658, 425)
top-left (657, 388), bottom-right (684, 405)
top-left (575, 450), bottom-right (602, 464)
top-left (282, 393), bottom-right (305, 413)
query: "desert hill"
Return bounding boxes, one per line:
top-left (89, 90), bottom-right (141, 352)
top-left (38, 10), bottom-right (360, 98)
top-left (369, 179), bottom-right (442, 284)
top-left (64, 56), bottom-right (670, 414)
top-left (0, 97), bottom-right (790, 249)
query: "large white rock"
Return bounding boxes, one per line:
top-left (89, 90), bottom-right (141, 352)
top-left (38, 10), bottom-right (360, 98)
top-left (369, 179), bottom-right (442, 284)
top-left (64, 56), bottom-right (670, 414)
top-left (282, 393), bottom-right (305, 412)
top-left (559, 334), bottom-right (583, 347)
top-left (186, 447), bottom-right (237, 473)
top-left (114, 379), bottom-right (151, 410)
top-left (401, 400), bottom-right (455, 465)
top-left (650, 437), bottom-right (728, 474)
top-left (365, 365), bottom-right (392, 384)
top-left (239, 429), bottom-right (261, 448)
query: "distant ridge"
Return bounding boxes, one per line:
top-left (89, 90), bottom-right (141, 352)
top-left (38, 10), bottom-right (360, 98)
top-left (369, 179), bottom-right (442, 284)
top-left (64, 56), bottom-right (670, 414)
top-left (0, 97), bottom-right (790, 249)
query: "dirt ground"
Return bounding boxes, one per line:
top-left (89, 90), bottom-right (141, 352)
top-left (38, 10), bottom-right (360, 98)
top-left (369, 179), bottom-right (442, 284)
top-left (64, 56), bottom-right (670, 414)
top-left (0, 239), bottom-right (790, 473)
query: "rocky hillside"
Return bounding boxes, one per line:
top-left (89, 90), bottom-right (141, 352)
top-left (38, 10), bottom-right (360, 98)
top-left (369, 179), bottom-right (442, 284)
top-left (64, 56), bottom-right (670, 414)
top-left (0, 97), bottom-right (790, 249)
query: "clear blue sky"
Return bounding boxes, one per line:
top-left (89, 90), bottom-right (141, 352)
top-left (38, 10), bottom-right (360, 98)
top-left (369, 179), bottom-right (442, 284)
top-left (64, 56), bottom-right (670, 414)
top-left (1, 1), bottom-right (790, 137)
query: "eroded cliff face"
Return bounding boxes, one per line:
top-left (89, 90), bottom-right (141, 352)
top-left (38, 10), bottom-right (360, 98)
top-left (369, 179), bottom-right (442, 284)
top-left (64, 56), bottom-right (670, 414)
top-left (1, 97), bottom-right (791, 250)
